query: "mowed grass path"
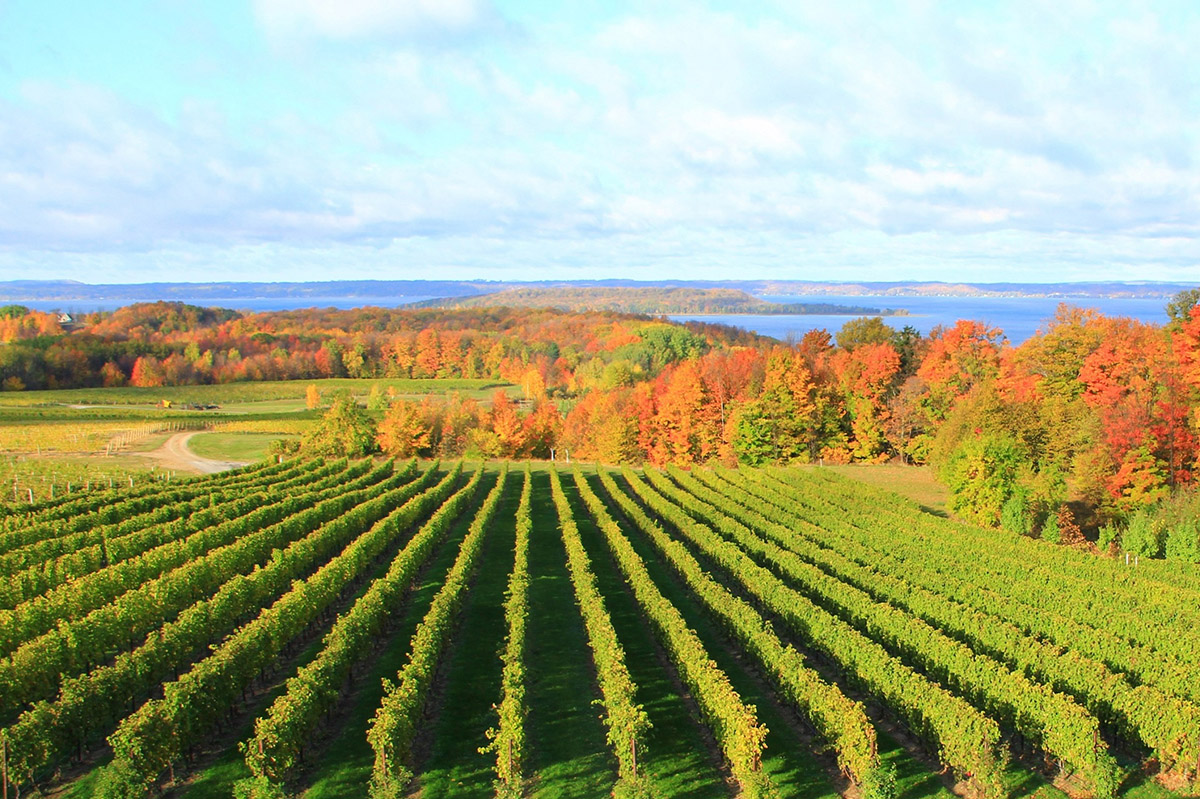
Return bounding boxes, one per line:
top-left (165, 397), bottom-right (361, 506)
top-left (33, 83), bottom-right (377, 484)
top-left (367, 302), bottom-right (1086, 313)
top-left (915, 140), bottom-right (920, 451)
top-left (412, 472), bottom-right (518, 798)
top-left (522, 471), bottom-right (617, 798)
top-left (295, 469), bottom-right (497, 799)
top-left (559, 473), bottom-right (730, 799)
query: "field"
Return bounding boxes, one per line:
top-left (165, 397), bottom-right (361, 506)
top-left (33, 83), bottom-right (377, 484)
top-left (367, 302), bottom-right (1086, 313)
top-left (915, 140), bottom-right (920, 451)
top-left (0, 459), bottom-right (1196, 799)
top-left (0, 379), bottom-right (518, 502)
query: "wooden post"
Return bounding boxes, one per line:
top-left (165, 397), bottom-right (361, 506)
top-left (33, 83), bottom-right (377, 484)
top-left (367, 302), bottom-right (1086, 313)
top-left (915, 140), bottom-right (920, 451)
top-left (27, 489), bottom-right (33, 504)
top-left (631, 738), bottom-right (637, 779)
top-left (129, 477), bottom-right (134, 488)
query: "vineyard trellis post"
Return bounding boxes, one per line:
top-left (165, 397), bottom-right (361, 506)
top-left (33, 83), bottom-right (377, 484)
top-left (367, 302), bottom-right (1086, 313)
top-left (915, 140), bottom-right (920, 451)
top-left (631, 738), bottom-right (637, 779)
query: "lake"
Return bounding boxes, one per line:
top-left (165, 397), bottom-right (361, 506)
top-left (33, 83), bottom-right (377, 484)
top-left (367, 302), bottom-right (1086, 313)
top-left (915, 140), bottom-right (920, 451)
top-left (16, 296), bottom-right (437, 314)
top-left (13, 292), bottom-right (1178, 346)
top-left (672, 294), bottom-right (1176, 345)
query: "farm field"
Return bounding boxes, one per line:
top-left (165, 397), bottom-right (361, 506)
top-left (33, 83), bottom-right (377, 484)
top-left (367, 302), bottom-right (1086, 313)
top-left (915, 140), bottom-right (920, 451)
top-left (0, 378), bottom-right (520, 502)
top-left (0, 459), bottom-right (1196, 799)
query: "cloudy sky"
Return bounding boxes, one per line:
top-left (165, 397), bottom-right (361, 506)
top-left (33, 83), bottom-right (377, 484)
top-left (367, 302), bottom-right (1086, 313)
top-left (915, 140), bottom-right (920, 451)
top-left (1, 1), bottom-right (1198, 284)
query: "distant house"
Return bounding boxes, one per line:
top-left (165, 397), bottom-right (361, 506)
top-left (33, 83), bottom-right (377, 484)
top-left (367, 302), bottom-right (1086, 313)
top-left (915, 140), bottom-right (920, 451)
top-left (57, 313), bottom-right (73, 324)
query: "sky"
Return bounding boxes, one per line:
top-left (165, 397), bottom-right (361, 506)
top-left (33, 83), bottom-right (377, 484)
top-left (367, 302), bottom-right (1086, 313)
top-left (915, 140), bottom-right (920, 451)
top-left (0, 1), bottom-right (1198, 286)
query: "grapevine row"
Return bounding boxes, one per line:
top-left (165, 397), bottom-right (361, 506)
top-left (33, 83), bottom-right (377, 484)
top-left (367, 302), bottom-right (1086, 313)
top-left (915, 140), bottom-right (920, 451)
top-left (579, 467), bottom-right (773, 799)
top-left (0, 456), bottom-right (334, 584)
top-left (367, 465), bottom-right (510, 797)
top-left (700, 467), bottom-right (1200, 774)
top-left (554, 468), bottom-right (651, 796)
top-left (642, 468), bottom-right (1121, 798)
top-left (0, 463), bottom-right (447, 791)
top-left (0, 459), bottom-right (405, 718)
top-left (0, 457), bottom-right (300, 551)
top-left (740, 468), bottom-right (1200, 703)
top-left (612, 468), bottom-right (1007, 799)
top-left (590, 467), bottom-right (888, 797)
top-left (0, 460), bottom-right (383, 655)
top-left (94, 462), bottom-right (471, 798)
top-left (771, 469), bottom-right (1200, 662)
top-left (239, 463), bottom-right (486, 790)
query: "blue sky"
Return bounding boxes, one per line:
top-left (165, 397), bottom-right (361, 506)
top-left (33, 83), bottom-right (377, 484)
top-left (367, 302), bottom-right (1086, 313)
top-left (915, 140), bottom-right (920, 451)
top-left (1, 1), bottom-right (1198, 285)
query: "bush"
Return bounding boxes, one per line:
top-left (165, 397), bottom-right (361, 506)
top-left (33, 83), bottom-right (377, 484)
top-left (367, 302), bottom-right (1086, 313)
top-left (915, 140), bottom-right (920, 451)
top-left (1097, 523), bottom-right (1120, 553)
top-left (300, 393), bottom-right (378, 458)
top-left (1040, 511), bottom-right (1060, 544)
top-left (942, 433), bottom-right (1025, 526)
top-left (1000, 490), bottom-right (1033, 536)
top-left (1165, 518), bottom-right (1200, 563)
top-left (1122, 511), bottom-right (1163, 558)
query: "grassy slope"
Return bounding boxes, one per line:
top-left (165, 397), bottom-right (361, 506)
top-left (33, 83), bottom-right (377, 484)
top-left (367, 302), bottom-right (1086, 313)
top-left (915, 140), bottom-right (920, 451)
top-left (588, 469), bottom-right (842, 799)
top-left (186, 432), bottom-right (295, 462)
top-left (521, 471), bottom-right (618, 799)
top-left (559, 472), bottom-right (730, 799)
top-left (0, 377), bottom-right (512, 407)
top-left (819, 464), bottom-right (949, 517)
top-left (411, 473), bottom-right (516, 798)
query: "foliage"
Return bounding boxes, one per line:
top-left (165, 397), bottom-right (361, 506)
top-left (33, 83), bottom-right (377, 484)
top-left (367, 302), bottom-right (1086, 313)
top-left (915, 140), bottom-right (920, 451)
top-left (300, 393), bottom-right (378, 457)
top-left (1000, 489), bottom-right (1033, 536)
top-left (942, 433), bottom-right (1026, 526)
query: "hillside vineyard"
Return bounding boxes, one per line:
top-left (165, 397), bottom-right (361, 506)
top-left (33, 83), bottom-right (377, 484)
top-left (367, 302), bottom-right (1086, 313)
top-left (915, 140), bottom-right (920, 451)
top-left (0, 460), bottom-right (1197, 799)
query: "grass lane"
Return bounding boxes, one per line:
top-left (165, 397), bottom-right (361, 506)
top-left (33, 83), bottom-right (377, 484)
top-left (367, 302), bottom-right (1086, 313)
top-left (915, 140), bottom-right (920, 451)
top-left (294, 472), bottom-right (496, 799)
top-left (560, 470), bottom-right (730, 799)
top-left (523, 470), bottom-right (617, 799)
top-left (412, 472), bottom-right (518, 798)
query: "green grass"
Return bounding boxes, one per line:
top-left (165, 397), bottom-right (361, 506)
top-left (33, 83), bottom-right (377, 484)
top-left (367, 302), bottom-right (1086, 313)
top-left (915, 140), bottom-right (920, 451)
top-left (412, 472), bottom-right (516, 799)
top-left (819, 464), bottom-right (949, 516)
top-left (297, 471), bottom-right (492, 799)
top-left (560, 473), bottom-right (729, 799)
top-left (187, 432), bottom-right (295, 462)
top-left (0, 377), bottom-right (513, 408)
top-left (522, 471), bottom-right (618, 799)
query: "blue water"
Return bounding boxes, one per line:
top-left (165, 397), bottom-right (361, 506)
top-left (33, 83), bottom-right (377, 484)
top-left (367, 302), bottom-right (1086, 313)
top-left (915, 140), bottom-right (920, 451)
top-left (672, 294), bottom-right (1175, 345)
top-left (12, 292), bottom-right (1176, 346)
top-left (15, 296), bottom-right (436, 314)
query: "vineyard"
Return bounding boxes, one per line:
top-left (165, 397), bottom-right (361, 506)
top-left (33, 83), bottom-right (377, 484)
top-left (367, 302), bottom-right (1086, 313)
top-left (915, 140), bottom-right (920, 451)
top-left (0, 459), bottom-right (1196, 799)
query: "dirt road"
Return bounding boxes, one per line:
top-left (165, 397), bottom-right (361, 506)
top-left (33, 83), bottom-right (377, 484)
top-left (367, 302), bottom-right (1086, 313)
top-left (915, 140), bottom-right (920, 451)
top-left (135, 431), bottom-right (248, 474)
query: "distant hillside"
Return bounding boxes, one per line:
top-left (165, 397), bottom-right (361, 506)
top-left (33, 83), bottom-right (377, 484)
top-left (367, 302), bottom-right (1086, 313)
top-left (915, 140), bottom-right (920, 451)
top-left (412, 287), bottom-right (906, 316)
top-left (3, 278), bottom-right (1192, 304)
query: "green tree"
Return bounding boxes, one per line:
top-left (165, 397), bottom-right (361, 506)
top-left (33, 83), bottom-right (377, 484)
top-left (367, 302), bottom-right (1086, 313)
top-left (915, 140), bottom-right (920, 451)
top-left (300, 393), bottom-right (378, 457)
top-left (1165, 288), bottom-right (1200, 331)
top-left (942, 433), bottom-right (1026, 526)
top-left (836, 316), bottom-right (893, 352)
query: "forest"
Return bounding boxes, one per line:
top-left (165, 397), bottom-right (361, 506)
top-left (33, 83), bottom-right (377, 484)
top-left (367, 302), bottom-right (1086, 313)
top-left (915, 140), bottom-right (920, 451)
top-left (2, 294), bottom-right (1200, 551)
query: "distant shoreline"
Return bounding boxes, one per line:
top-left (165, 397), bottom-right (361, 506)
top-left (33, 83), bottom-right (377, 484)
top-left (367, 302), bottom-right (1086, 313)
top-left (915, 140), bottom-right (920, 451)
top-left (1, 278), bottom-right (1193, 304)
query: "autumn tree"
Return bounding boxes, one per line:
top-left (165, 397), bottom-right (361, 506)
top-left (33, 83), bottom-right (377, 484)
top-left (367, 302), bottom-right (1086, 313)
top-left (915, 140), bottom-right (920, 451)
top-left (377, 399), bottom-right (432, 457)
top-left (300, 394), bottom-right (378, 457)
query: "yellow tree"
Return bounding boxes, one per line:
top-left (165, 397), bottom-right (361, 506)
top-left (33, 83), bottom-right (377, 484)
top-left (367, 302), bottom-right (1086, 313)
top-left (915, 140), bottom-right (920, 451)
top-left (377, 399), bottom-right (432, 457)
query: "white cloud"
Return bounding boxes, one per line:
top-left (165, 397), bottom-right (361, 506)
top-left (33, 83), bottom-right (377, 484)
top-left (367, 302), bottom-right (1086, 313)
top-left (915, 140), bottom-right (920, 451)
top-left (253, 0), bottom-right (493, 42)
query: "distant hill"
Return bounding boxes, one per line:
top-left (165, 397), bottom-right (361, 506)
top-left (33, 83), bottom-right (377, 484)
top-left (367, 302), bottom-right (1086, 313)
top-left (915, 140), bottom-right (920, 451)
top-left (410, 287), bottom-right (907, 316)
top-left (0, 278), bottom-right (1193, 303)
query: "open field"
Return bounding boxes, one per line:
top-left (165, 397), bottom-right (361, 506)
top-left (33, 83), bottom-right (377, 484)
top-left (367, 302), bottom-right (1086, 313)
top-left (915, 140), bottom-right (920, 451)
top-left (0, 459), bottom-right (1194, 799)
top-left (0, 378), bottom-right (520, 500)
top-left (821, 464), bottom-right (950, 516)
top-left (0, 378), bottom-right (513, 408)
top-left (187, 432), bottom-right (296, 462)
